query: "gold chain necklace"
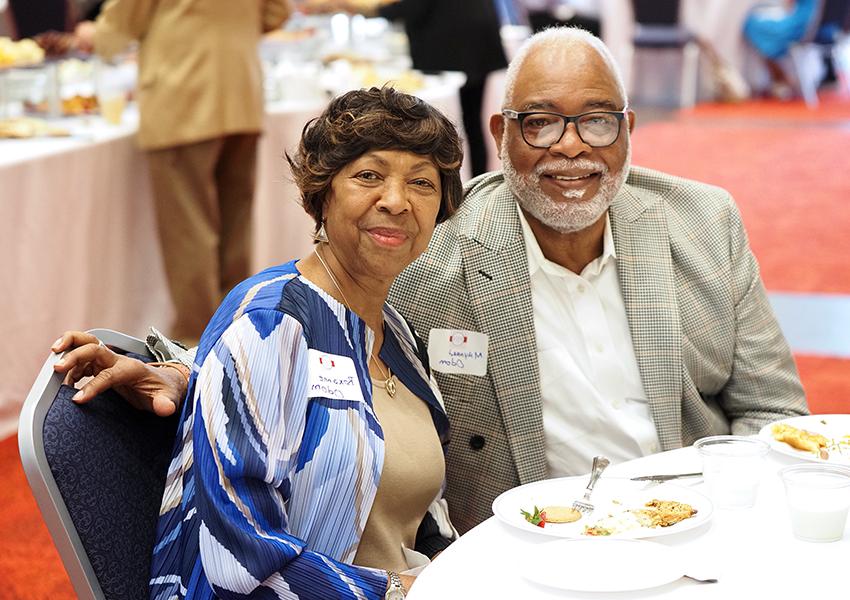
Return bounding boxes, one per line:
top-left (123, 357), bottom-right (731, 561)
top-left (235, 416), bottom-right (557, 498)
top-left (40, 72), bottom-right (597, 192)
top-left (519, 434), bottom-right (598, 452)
top-left (314, 245), bottom-right (396, 398)
top-left (369, 358), bottom-right (396, 398)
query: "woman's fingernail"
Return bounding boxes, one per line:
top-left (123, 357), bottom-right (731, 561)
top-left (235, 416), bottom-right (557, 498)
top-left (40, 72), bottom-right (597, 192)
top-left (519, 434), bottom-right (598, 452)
top-left (55, 359), bottom-right (65, 367)
top-left (52, 338), bottom-right (63, 350)
top-left (72, 391), bottom-right (83, 401)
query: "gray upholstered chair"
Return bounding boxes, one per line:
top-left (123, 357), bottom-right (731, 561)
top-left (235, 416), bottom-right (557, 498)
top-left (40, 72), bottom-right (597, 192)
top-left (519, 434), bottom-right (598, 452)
top-left (630, 0), bottom-right (700, 108)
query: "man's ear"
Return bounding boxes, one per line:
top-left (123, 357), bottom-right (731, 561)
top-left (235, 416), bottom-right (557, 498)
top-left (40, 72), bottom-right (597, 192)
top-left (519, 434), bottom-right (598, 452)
top-left (627, 109), bottom-right (636, 134)
top-left (489, 113), bottom-right (505, 158)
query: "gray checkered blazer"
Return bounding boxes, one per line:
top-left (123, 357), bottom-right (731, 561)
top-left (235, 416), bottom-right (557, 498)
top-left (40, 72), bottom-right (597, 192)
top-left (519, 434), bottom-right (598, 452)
top-left (388, 166), bottom-right (808, 533)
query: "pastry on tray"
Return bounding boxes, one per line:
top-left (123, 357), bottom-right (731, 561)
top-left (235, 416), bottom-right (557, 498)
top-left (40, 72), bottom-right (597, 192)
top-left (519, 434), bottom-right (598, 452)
top-left (0, 117), bottom-right (70, 139)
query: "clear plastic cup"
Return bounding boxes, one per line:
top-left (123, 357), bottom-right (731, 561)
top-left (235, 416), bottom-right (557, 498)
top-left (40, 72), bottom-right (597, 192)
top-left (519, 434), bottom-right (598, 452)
top-left (98, 90), bottom-right (127, 125)
top-left (94, 59), bottom-right (130, 125)
top-left (780, 463), bottom-right (850, 542)
top-left (694, 435), bottom-right (770, 509)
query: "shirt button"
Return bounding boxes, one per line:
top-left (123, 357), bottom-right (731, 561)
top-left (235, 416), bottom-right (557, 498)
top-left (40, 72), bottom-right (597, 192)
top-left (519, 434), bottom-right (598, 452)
top-left (595, 344), bottom-right (604, 353)
top-left (649, 443), bottom-right (659, 453)
top-left (469, 435), bottom-right (486, 451)
top-left (613, 399), bottom-right (623, 409)
top-left (577, 284), bottom-right (586, 293)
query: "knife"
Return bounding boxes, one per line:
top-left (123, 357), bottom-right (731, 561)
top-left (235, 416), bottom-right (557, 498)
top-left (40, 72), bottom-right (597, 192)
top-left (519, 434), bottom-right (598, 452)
top-left (630, 472), bottom-right (703, 482)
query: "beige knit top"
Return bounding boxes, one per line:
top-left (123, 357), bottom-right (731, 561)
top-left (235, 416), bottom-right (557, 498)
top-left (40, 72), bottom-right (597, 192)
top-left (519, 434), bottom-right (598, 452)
top-left (353, 375), bottom-right (446, 572)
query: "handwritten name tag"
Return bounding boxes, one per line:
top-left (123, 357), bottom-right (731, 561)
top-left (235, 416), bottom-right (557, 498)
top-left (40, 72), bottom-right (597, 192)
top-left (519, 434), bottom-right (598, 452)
top-left (428, 329), bottom-right (489, 376)
top-left (307, 350), bottom-right (364, 402)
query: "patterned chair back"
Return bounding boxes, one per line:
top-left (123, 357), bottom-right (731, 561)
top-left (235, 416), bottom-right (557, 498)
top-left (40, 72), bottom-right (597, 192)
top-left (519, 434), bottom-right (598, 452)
top-left (43, 385), bottom-right (178, 599)
top-left (19, 331), bottom-right (178, 600)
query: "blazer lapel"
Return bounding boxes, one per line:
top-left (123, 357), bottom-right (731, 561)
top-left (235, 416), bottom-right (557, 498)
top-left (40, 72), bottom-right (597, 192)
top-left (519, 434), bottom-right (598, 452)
top-left (459, 186), bottom-right (548, 485)
top-left (611, 183), bottom-right (684, 450)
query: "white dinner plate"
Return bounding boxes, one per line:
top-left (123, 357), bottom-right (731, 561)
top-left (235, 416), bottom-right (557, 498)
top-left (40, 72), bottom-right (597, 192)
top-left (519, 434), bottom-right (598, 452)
top-left (522, 538), bottom-right (685, 592)
top-left (492, 476), bottom-right (712, 539)
top-left (759, 414), bottom-right (850, 464)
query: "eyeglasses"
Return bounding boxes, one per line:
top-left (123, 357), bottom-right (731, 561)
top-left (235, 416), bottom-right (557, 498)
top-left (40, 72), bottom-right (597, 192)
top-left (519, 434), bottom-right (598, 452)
top-left (501, 107), bottom-right (629, 149)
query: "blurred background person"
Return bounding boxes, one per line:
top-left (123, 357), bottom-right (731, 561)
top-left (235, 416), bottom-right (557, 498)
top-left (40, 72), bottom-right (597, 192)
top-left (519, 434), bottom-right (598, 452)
top-left (75, 0), bottom-right (292, 345)
top-left (4, 0), bottom-right (72, 38)
top-left (71, 0), bottom-right (106, 20)
top-left (744, 0), bottom-right (819, 98)
top-left (0, 1), bottom-right (104, 54)
top-left (345, 0), bottom-right (507, 177)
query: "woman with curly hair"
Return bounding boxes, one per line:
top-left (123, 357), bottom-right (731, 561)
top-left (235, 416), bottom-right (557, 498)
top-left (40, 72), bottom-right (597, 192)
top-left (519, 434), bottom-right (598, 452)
top-left (145, 86), bottom-right (464, 600)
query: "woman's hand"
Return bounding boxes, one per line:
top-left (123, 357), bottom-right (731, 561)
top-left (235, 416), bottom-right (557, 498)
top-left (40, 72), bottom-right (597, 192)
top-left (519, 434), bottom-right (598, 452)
top-left (51, 331), bottom-right (188, 417)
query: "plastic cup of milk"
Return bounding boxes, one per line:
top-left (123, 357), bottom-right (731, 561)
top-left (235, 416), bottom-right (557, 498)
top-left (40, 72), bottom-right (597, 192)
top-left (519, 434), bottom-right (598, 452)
top-left (695, 435), bottom-right (770, 509)
top-left (780, 464), bottom-right (850, 542)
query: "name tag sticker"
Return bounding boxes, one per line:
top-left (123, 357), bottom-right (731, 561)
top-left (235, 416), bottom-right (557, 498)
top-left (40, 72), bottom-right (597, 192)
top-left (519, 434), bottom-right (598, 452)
top-left (428, 329), bottom-right (489, 376)
top-left (307, 350), bottom-right (364, 402)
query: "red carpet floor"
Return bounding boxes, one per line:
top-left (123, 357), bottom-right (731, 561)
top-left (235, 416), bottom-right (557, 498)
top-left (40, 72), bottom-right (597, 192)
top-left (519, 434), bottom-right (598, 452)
top-left (680, 90), bottom-right (850, 123)
top-left (631, 119), bottom-right (850, 295)
top-left (1, 95), bottom-right (848, 598)
top-left (0, 436), bottom-right (74, 600)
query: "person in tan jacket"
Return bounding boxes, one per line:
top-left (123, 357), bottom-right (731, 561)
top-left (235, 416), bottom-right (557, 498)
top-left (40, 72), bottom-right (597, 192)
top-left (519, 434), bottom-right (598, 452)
top-left (77, 0), bottom-right (292, 344)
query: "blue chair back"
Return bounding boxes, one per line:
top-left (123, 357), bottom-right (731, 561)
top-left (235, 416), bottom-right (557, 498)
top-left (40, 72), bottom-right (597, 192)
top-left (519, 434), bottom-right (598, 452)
top-left (44, 385), bottom-right (178, 599)
top-left (19, 330), bottom-right (178, 600)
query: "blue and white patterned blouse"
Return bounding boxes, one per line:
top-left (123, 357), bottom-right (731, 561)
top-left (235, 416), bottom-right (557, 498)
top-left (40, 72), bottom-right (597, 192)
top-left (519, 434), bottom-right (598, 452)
top-left (149, 260), bottom-right (453, 600)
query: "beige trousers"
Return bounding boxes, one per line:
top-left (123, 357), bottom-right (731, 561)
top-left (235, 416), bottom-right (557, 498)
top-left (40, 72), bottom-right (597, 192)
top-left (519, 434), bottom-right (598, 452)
top-left (147, 133), bottom-right (259, 344)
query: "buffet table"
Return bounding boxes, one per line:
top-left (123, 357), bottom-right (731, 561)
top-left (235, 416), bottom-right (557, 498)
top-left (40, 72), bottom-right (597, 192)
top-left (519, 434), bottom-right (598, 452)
top-left (0, 111), bottom-right (169, 437)
top-left (408, 445), bottom-right (848, 598)
top-left (0, 73), bottom-right (465, 437)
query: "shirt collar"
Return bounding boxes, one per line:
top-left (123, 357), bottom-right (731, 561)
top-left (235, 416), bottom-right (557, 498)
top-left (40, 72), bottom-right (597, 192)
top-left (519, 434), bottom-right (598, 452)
top-left (517, 205), bottom-right (617, 279)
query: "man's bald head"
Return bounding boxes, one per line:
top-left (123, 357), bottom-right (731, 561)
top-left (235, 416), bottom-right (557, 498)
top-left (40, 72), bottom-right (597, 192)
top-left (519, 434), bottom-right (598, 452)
top-left (503, 27), bottom-right (628, 108)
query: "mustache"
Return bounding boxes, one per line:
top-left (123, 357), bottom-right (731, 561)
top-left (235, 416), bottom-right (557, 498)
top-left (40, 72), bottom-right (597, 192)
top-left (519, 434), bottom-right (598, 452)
top-left (534, 158), bottom-right (608, 176)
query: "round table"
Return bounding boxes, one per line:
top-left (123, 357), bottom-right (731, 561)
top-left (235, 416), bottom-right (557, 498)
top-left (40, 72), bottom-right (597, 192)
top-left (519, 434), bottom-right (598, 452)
top-left (408, 445), bottom-right (849, 598)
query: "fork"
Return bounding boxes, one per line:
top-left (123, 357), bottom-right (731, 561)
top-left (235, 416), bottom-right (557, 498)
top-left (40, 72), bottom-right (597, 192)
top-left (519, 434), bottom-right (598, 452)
top-left (572, 455), bottom-right (610, 514)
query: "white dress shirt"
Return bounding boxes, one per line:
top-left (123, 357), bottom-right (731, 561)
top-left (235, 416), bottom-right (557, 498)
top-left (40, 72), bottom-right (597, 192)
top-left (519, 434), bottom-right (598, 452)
top-left (518, 208), bottom-right (661, 477)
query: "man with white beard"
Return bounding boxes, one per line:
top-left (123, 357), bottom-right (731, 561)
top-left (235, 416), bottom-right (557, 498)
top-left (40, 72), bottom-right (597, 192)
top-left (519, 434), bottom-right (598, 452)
top-left (388, 26), bottom-right (807, 532)
top-left (54, 27), bottom-right (807, 536)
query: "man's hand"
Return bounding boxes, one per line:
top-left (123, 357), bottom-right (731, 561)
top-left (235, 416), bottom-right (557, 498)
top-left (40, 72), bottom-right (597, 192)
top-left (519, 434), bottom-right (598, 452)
top-left (73, 21), bottom-right (96, 54)
top-left (336, 0), bottom-right (383, 17)
top-left (51, 331), bottom-right (188, 417)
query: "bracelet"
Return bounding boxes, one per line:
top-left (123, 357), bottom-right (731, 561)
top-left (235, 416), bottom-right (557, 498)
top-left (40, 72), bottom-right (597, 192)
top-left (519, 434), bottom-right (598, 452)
top-left (149, 361), bottom-right (191, 382)
top-left (384, 571), bottom-right (406, 599)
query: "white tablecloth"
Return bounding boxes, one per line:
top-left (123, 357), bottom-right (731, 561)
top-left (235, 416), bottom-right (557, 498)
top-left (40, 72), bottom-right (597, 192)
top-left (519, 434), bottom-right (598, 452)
top-left (0, 113), bottom-right (171, 438)
top-left (0, 74), bottom-right (465, 437)
top-left (408, 446), bottom-right (849, 598)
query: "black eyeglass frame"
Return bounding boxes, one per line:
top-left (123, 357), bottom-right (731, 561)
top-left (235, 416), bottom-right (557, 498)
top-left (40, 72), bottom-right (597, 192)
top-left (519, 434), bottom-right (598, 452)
top-left (501, 106), bottom-right (630, 149)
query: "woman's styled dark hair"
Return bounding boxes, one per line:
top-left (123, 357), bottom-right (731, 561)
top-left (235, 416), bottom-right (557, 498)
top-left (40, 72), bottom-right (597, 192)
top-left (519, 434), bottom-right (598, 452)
top-left (287, 86), bottom-right (464, 234)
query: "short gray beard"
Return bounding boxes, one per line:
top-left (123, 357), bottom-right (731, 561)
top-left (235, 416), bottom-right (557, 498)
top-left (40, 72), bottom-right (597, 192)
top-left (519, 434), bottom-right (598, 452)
top-left (501, 137), bottom-right (631, 234)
